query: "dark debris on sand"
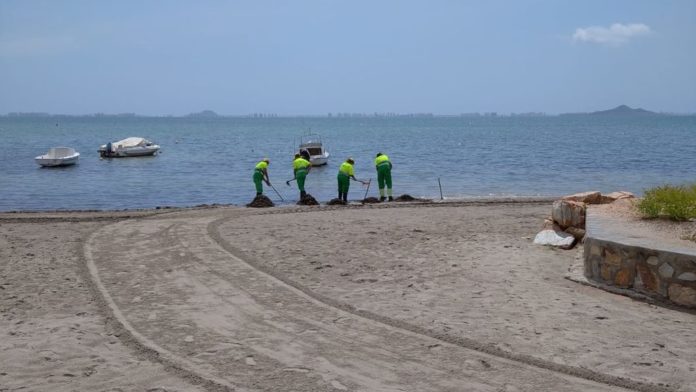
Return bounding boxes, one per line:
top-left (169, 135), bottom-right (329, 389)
top-left (246, 194), bottom-right (274, 208)
top-left (395, 194), bottom-right (430, 202)
top-left (362, 197), bottom-right (380, 204)
top-left (326, 198), bottom-right (347, 205)
top-left (297, 194), bottom-right (320, 206)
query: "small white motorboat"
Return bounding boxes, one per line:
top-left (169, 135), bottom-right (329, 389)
top-left (35, 147), bottom-right (80, 167)
top-left (297, 133), bottom-right (329, 166)
top-left (98, 137), bottom-right (160, 158)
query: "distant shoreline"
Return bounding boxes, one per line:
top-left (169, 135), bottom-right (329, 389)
top-left (2, 106), bottom-right (695, 119)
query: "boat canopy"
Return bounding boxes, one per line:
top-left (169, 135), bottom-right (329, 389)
top-left (46, 147), bottom-right (77, 158)
top-left (113, 137), bottom-right (151, 148)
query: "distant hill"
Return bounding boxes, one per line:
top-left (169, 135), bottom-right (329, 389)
top-left (590, 105), bottom-right (656, 115)
top-left (186, 110), bottom-right (219, 118)
top-left (561, 105), bottom-right (658, 116)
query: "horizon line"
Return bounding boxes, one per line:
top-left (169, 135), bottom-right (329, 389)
top-left (2, 110), bottom-right (695, 118)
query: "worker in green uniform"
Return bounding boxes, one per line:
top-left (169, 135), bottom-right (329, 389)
top-left (292, 153), bottom-right (312, 198)
top-left (375, 152), bottom-right (393, 201)
top-left (337, 158), bottom-right (367, 202)
top-left (253, 158), bottom-right (271, 196)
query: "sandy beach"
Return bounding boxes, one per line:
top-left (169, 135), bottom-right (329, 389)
top-left (2, 201), bottom-right (695, 391)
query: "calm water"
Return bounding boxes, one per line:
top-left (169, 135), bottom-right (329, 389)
top-left (1, 115), bottom-right (695, 211)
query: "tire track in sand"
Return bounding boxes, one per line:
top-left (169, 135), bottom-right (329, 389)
top-left (207, 213), bottom-right (673, 392)
top-left (83, 209), bottom-right (667, 391)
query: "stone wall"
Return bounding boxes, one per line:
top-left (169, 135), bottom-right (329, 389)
top-left (584, 239), bottom-right (696, 307)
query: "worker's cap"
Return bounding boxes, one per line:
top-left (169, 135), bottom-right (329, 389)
top-left (375, 152), bottom-right (383, 157)
top-left (294, 153), bottom-right (300, 158)
top-left (263, 158), bottom-right (270, 163)
top-left (347, 157), bottom-right (355, 164)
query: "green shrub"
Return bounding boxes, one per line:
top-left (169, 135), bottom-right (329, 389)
top-left (637, 184), bottom-right (696, 221)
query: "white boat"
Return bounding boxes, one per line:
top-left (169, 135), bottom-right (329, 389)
top-left (298, 133), bottom-right (329, 166)
top-left (99, 137), bottom-right (160, 158)
top-left (35, 147), bottom-right (80, 167)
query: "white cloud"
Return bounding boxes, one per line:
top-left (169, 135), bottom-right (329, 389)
top-left (572, 23), bottom-right (651, 45)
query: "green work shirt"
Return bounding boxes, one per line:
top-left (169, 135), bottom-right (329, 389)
top-left (293, 158), bottom-right (311, 170)
top-left (339, 161), bottom-right (354, 176)
top-left (255, 161), bottom-right (268, 171)
top-left (375, 154), bottom-right (390, 167)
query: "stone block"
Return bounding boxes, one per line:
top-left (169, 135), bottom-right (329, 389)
top-left (614, 268), bottom-right (633, 288)
top-left (677, 272), bottom-right (696, 282)
top-left (562, 191), bottom-right (602, 205)
top-left (646, 256), bottom-right (659, 266)
top-left (658, 263), bottom-right (674, 279)
top-left (668, 284), bottom-right (696, 308)
top-left (633, 269), bottom-right (644, 290)
top-left (552, 200), bottom-right (586, 230)
top-left (590, 244), bottom-right (601, 257)
top-left (601, 264), bottom-right (613, 282)
top-left (636, 264), bottom-right (658, 292)
top-left (591, 259), bottom-right (601, 278)
top-left (604, 248), bottom-right (622, 267)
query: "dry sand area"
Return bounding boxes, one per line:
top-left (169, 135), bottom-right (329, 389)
top-left (2, 201), bottom-right (695, 391)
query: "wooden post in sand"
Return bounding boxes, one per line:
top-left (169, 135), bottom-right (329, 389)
top-left (438, 177), bottom-right (443, 200)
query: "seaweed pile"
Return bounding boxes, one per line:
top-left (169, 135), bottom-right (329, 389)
top-left (246, 194), bottom-right (274, 208)
top-left (326, 198), bottom-right (347, 205)
top-left (395, 194), bottom-right (429, 202)
top-left (362, 197), bottom-right (380, 204)
top-left (297, 193), bottom-right (320, 206)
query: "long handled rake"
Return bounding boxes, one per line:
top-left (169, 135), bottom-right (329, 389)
top-left (362, 178), bottom-right (372, 200)
top-left (269, 183), bottom-right (285, 201)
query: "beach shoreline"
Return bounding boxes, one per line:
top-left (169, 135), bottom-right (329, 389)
top-left (2, 201), bottom-right (694, 391)
top-left (0, 195), bottom-right (559, 215)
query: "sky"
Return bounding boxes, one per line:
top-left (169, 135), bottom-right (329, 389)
top-left (1, 1), bottom-right (695, 115)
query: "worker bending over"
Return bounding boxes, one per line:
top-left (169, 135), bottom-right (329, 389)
top-left (337, 158), bottom-right (367, 202)
top-left (253, 158), bottom-right (271, 196)
top-left (374, 152), bottom-right (393, 201)
top-left (293, 153), bottom-right (312, 198)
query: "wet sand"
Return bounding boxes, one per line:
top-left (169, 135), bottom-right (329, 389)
top-left (1, 201), bottom-right (694, 391)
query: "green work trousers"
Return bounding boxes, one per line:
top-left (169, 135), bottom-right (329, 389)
top-left (253, 170), bottom-right (264, 194)
top-left (296, 169), bottom-right (308, 192)
top-left (377, 164), bottom-right (392, 190)
top-left (337, 172), bottom-right (350, 195)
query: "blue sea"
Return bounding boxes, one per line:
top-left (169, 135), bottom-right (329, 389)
top-left (1, 115), bottom-right (695, 211)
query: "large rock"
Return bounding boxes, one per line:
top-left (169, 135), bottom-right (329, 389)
top-left (533, 229), bottom-right (577, 250)
top-left (565, 227), bottom-right (586, 241)
top-left (562, 191), bottom-right (602, 205)
top-left (552, 200), bottom-right (586, 230)
top-left (600, 191), bottom-right (635, 204)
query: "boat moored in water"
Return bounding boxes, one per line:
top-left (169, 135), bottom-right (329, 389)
top-left (98, 137), bottom-right (160, 158)
top-left (35, 147), bottom-right (80, 167)
top-left (297, 133), bottom-right (329, 166)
